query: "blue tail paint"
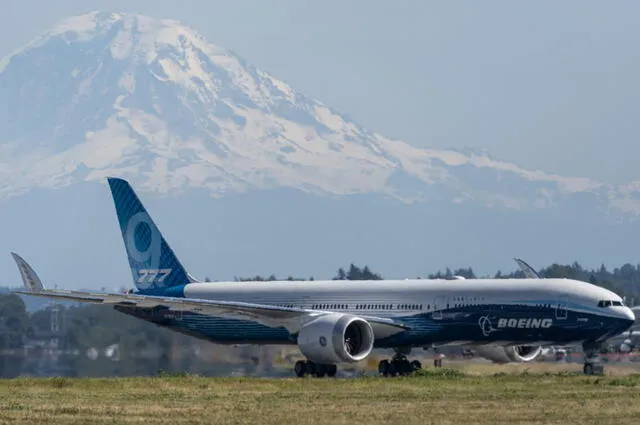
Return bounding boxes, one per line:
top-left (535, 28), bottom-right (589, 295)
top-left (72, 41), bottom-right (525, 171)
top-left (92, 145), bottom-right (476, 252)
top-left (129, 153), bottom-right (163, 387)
top-left (107, 177), bottom-right (197, 292)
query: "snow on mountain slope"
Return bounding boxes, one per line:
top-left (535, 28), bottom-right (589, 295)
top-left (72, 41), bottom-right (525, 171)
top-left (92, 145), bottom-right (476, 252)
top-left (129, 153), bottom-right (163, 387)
top-left (0, 11), bottom-right (638, 215)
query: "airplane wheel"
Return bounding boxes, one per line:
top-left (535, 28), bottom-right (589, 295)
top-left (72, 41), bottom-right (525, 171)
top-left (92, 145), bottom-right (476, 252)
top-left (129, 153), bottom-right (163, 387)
top-left (304, 361), bottom-right (316, 376)
top-left (411, 360), bottom-right (422, 372)
top-left (583, 363), bottom-right (593, 375)
top-left (327, 364), bottom-right (337, 377)
top-left (315, 364), bottom-right (327, 378)
top-left (400, 360), bottom-right (412, 376)
top-left (387, 361), bottom-right (398, 377)
top-left (378, 359), bottom-right (390, 376)
top-left (294, 360), bottom-right (305, 377)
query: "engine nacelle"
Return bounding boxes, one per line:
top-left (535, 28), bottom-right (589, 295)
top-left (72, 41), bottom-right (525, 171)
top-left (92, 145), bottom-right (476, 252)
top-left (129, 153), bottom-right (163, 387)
top-left (472, 344), bottom-right (543, 363)
top-left (619, 340), bottom-right (632, 353)
top-left (297, 314), bottom-right (375, 364)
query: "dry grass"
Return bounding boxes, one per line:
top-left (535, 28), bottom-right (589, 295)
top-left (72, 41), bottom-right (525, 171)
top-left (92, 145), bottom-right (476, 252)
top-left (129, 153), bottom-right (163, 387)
top-left (1, 367), bottom-right (640, 425)
top-left (445, 359), bottom-right (640, 376)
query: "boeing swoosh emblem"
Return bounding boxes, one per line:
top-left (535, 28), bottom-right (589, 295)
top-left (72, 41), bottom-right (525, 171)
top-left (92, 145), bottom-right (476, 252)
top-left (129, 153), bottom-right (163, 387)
top-left (478, 316), bottom-right (497, 337)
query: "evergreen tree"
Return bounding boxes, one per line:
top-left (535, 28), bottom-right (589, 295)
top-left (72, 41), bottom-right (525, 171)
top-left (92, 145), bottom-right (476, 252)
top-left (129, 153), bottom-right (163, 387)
top-left (334, 268), bottom-right (347, 280)
top-left (347, 263), bottom-right (362, 280)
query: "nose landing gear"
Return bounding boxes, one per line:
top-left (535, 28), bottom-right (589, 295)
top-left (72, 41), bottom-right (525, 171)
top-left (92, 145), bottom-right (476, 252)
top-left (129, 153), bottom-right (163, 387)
top-left (582, 342), bottom-right (605, 375)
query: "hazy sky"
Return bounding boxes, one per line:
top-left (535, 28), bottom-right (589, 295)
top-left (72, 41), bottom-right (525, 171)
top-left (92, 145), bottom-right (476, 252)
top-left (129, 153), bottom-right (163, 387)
top-left (1, 1), bottom-right (638, 184)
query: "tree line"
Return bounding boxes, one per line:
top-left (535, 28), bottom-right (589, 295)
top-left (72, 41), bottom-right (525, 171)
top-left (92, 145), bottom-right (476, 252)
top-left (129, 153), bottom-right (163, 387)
top-left (232, 261), bottom-right (640, 300)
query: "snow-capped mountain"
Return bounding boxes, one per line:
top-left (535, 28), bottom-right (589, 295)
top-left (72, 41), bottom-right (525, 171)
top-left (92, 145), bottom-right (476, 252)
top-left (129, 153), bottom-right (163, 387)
top-left (1, 11), bottom-right (638, 215)
top-left (1, 12), bottom-right (640, 290)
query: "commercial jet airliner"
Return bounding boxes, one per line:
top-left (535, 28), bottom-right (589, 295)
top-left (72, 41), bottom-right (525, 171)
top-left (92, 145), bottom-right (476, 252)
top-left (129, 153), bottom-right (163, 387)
top-left (12, 178), bottom-right (635, 377)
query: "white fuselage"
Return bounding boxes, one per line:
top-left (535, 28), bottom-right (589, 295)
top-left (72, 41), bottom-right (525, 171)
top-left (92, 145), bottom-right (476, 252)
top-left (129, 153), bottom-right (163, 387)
top-left (182, 278), bottom-right (626, 319)
top-left (162, 277), bottom-right (635, 348)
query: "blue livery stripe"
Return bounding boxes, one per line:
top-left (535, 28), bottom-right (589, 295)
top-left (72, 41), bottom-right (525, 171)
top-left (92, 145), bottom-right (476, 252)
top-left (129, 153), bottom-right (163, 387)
top-left (118, 302), bottom-right (632, 348)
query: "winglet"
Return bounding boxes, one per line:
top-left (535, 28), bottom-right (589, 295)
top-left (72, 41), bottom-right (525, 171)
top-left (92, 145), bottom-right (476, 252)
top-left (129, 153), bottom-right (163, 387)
top-left (513, 257), bottom-right (541, 279)
top-left (11, 252), bottom-right (46, 291)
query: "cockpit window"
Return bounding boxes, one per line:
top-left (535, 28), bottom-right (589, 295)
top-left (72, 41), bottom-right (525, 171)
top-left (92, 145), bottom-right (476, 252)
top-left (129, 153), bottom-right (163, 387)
top-left (598, 300), bottom-right (624, 307)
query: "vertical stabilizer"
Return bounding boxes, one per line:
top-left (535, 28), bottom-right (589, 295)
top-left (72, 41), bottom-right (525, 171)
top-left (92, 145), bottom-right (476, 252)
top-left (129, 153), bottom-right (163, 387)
top-left (107, 177), bottom-right (198, 291)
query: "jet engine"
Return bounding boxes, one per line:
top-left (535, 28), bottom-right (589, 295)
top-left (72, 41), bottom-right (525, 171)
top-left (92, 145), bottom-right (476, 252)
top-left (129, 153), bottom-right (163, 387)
top-left (296, 314), bottom-right (375, 364)
top-left (472, 344), bottom-right (542, 363)
top-left (619, 339), bottom-right (633, 353)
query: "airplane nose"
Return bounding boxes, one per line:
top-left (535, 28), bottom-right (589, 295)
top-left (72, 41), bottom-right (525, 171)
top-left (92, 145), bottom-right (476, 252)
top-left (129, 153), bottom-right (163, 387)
top-left (623, 306), bottom-right (636, 323)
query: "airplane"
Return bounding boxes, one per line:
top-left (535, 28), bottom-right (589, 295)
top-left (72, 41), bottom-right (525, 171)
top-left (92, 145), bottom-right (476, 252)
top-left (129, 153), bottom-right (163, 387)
top-left (12, 177), bottom-right (636, 377)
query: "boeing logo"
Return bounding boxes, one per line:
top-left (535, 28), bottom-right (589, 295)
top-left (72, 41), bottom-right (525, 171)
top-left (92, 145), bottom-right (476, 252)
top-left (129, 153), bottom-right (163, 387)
top-left (497, 318), bottom-right (553, 329)
top-left (479, 316), bottom-right (553, 336)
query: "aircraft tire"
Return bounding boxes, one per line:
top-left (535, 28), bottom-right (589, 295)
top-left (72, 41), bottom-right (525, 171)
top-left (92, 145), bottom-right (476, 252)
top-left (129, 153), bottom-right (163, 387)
top-left (389, 361), bottom-right (398, 377)
top-left (315, 364), bottom-right (327, 378)
top-left (378, 359), bottom-right (390, 376)
top-left (326, 364), bottom-right (337, 377)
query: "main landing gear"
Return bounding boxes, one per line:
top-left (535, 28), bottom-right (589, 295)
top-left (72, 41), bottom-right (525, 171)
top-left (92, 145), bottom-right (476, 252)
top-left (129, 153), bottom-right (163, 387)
top-left (378, 348), bottom-right (422, 377)
top-left (294, 360), bottom-right (337, 378)
top-left (582, 342), bottom-right (605, 376)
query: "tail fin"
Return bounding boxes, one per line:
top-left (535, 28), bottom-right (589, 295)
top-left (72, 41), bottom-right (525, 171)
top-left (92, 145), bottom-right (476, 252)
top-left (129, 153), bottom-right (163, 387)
top-left (107, 177), bottom-right (197, 291)
top-left (11, 252), bottom-right (45, 291)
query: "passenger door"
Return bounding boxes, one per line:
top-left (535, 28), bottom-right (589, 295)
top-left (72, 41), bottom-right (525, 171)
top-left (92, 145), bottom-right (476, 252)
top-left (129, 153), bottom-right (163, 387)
top-left (433, 296), bottom-right (445, 320)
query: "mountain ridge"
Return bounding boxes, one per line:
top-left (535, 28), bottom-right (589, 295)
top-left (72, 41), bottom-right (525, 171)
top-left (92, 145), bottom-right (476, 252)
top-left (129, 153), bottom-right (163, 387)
top-left (0, 11), bottom-right (639, 217)
top-left (1, 12), bottom-right (640, 290)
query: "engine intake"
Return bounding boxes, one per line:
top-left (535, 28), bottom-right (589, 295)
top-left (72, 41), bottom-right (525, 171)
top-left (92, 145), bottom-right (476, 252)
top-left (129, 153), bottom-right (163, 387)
top-left (472, 344), bottom-right (542, 363)
top-left (297, 314), bottom-right (375, 364)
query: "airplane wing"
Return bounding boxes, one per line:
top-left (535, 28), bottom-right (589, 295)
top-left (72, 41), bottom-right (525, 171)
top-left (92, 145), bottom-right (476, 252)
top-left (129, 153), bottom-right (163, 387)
top-left (15, 289), bottom-right (408, 339)
top-left (11, 254), bottom-right (408, 340)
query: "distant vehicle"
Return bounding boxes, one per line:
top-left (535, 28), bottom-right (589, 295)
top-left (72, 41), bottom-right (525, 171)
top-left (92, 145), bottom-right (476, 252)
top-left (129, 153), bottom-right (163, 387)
top-left (13, 178), bottom-right (635, 377)
top-left (604, 329), bottom-right (640, 353)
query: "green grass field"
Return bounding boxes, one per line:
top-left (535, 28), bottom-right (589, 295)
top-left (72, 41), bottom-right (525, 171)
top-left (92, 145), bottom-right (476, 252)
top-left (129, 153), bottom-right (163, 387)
top-left (1, 366), bottom-right (640, 425)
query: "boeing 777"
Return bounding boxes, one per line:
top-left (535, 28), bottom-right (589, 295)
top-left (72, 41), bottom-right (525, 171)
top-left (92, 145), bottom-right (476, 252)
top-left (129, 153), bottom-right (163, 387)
top-left (12, 178), bottom-right (636, 377)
